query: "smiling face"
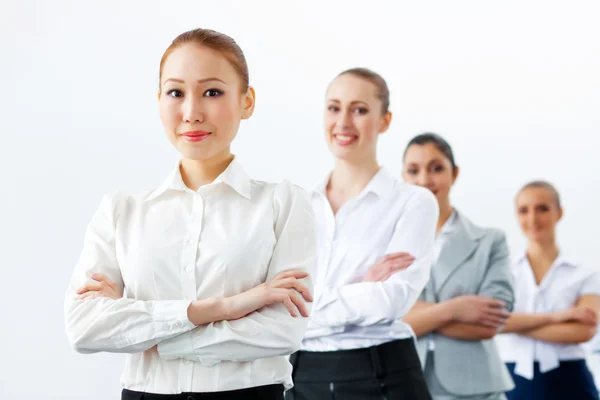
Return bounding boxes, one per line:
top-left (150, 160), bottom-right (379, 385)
top-left (402, 142), bottom-right (458, 205)
top-left (158, 43), bottom-right (255, 163)
top-left (323, 73), bottom-right (391, 163)
top-left (516, 186), bottom-right (563, 244)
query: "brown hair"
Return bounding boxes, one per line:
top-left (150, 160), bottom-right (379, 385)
top-left (336, 67), bottom-right (390, 114)
top-left (159, 28), bottom-right (249, 93)
top-left (517, 180), bottom-right (562, 208)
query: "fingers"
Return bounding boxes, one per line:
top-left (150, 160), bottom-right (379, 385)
top-left (269, 278), bottom-right (313, 302)
top-left (382, 252), bottom-right (413, 262)
top-left (484, 307), bottom-right (510, 318)
top-left (273, 271), bottom-right (309, 281)
top-left (481, 315), bottom-right (509, 327)
top-left (484, 298), bottom-right (507, 309)
top-left (288, 290), bottom-right (309, 317)
top-left (480, 318), bottom-right (505, 328)
top-left (77, 291), bottom-right (102, 301)
top-left (90, 273), bottom-right (119, 290)
top-left (373, 257), bottom-right (416, 281)
top-left (76, 273), bottom-right (118, 295)
top-left (282, 297), bottom-right (298, 318)
top-left (270, 288), bottom-right (309, 318)
top-left (76, 281), bottom-right (102, 295)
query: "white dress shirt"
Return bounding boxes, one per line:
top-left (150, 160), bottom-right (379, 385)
top-left (301, 168), bottom-right (439, 351)
top-left (428, 210), bottom-right (457, 351)
top-left (496, 255), bottom-right (600, 379)
top-left (64, 158), bottom-right (317, 394)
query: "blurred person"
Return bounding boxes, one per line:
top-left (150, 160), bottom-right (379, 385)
top-left (286, 69), bottom-right (438, 400)
top-left (402, 133), bottom-right (515, 400)
top-left (497, 181), bottom-right (600, 400)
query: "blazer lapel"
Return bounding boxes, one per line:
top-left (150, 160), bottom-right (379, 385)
top-left (433, 212), bottom-right (481, 293)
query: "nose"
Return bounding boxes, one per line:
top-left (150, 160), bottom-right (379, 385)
top-left (527, 211), bottom-right (537, 227)
top-left (336, 110), bottom-right (352, 130)
top-left (415, 171), bottom-right (432, 188)
top-left (182, 97), bottom-right (205, 123)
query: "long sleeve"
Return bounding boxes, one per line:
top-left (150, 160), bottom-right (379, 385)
top-left (310, 189), bottom-right (438, 328)
top-left (157, 182), bottom-right (317, 366)
top-left (476, 230), bottom-right (515, 312)
top-left (64, 193), bottom-right (195, 353)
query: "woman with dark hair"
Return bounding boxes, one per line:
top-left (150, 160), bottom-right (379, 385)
top-left (64, 28), bottom-right (316, 400)
top-left (287, 71), bottom-right (438, 399)
top-left (402, 133), bottom-right (515, 400)
top-left (497, 181), bottom-right (600, 400)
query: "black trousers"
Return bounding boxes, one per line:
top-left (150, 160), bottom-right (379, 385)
top-left (286, 338), bottom-right (432, 400)
top-left (122, 384), bottom-right (284, 400)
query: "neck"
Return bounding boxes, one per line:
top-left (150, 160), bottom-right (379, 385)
top-left (180, 152), bottom-right (234, 192)
top-left (527, 239), bottom-right (559, 267)
top-left (328, 157), bottom-right (380, 197)
top-left (437, 198), bottom-right (453, 233)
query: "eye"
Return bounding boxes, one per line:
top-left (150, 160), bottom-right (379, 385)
top-left (405, 168), bottom-right (418, 175)
top-left (518, 207), bottom-right (528, 214)
top-left (204, 89), bottom-right (223, 97)
top-left (327, 105), bottom-right (340, 112)
top-left (537, 205), bottom-right (550, 212)
top-left (166, 89), bottom-right (183, 98)
top-left (354, 107), bottom-right (368, 115)
top-left (431, 164), bottom-right (445, 173)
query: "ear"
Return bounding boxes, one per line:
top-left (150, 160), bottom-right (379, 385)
top-left (557, 207), bottom-right (564, 221)
top-left (241, 86), bottom-right (256, 120)
top-left (378, 111), bottom-right (392, 134)
top-left (452, 165), bottom-right (460, 183)
top-left (157, 90), bottom-right (161, 101)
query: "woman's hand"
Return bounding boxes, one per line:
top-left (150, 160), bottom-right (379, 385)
top-left (554, 307), bottom-right (598, 325)
top-left (362, 252), bottom-right (415, 282)
top-left (223, 271), bottom-right (313, 319)
top-left (448, 295), bottom-right (509, 328)
top-left (75, 273), bottom-right (122, 300)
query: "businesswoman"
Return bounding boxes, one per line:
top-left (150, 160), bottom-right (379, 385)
top-left (64, 28), bottom-right (316, 400)
top-left (497, 181), bottom-right (600, 400)
top-left (402, 133), bottom-right (515, 400)
top-left (286, 69), bottom-right (439, 399)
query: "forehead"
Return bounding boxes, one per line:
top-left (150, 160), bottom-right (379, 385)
top-left (161, 43), bottom-right (238, 83)
top-left (517, 187), bottom-right (555, 204)
top-left (405, 143), bottom-right (448, 163)
top-left (326, 74), bottom-right (379, 102)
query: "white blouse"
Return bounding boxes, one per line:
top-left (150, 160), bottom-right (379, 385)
top-left (496, 255), bottom-right (600, 379)
top-left (301, 168), bottom-right (439, 351)
top-left (64, 158), bottom-right (317, 394)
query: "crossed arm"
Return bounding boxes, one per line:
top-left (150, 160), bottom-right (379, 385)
top-left (65, 185), bottom-right (317, 365)
top-left (403, 231), bottom-right (514, 341)
top-left (500, 294), bottom-right (600, 344)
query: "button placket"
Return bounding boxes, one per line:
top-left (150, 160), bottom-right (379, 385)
top-left (181, 195), bottom-right (203, 297)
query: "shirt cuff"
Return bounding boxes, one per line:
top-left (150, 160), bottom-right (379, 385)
top-left (153, 300), bottom-right (196, 336)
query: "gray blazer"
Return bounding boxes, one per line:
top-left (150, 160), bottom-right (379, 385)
top-left (415, 211), bottom-right (515, 396)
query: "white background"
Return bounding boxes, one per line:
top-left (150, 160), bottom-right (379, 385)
top-left (1, 1), bottom-right (599, 398)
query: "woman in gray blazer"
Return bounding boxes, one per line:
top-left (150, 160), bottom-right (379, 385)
top-left (402, 133), bottom-right (515, 400)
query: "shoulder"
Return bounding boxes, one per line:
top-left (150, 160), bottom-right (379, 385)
top-left (457, 212), bottom-right (507, 243)
top-left (394, 182), bottom-right (438, 211)
top-left (249, 179), bottom-right (310, 203)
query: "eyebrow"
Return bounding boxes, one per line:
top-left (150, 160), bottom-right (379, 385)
top-left (327, 99), bottom-right (369, 106)
top-left (162, 77), bottom-right (227, 85)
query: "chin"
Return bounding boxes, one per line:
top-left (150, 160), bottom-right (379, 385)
top-left (528, 231), bottom-right (551, 242)
top-left (328, 144), bottom-right (362, 161)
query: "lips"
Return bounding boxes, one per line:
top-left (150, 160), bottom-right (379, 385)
top-left (333, 133), bottom-right (358, 146)
top-left (181, 130), bottom-right (211, 142)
